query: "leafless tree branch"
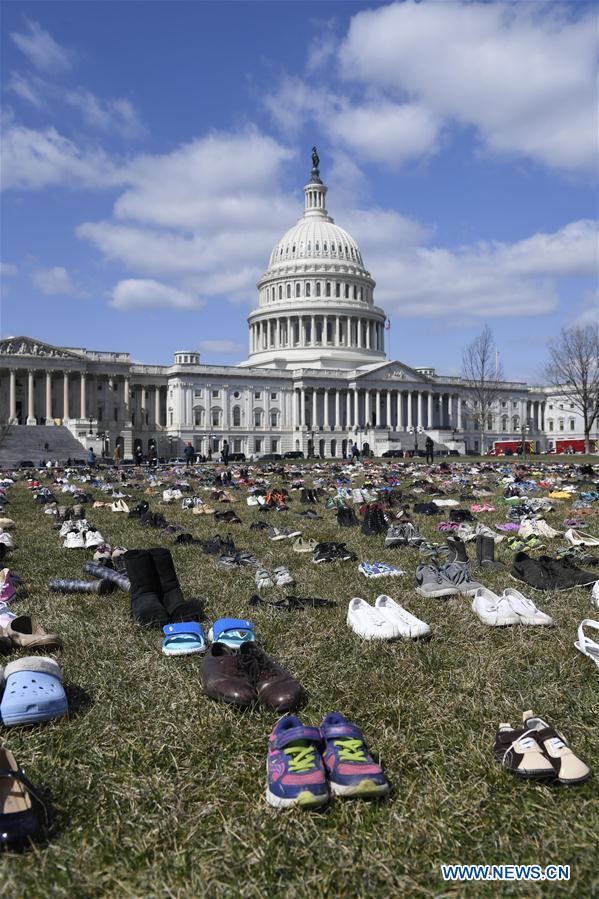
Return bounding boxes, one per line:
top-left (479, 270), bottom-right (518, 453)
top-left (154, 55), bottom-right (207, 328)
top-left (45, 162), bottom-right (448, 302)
top-left (544, 323), bottom-right (599, 451)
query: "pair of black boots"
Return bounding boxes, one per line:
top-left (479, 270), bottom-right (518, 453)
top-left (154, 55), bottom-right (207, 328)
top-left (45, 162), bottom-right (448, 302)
top-left (124, 548), bottom-right (203, 627)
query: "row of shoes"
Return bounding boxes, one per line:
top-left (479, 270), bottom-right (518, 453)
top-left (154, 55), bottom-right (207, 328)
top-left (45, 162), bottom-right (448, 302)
top-left (347, 596), bottom-right (430, 640)
top-left (266, 713), bottom-right (389, 809)
top-left (494, 711), bottom-right (592, 784)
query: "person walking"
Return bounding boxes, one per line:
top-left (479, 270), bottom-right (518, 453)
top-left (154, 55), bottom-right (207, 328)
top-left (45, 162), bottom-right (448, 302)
top-left (87, 447), bottom-right (96, 469)
top-left (425, 435), bottom-right (434, 464)
top-left (221, 440), bottom-right (229, 466)
top-left (134, 446), bottom-right (143, 467)
top-left (183, 441), bottom-right (195, 468)
top-left (113, 444), bottom-right (121, 467)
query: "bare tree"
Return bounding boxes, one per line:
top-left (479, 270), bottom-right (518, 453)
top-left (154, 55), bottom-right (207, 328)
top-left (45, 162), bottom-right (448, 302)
top-left (462, 326), bottom-right (504, 454)
top-left (545, 324), bottom-right (599, 452)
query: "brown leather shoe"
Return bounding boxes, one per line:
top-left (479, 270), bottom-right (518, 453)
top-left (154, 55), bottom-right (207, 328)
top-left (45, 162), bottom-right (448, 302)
top-left (200, 643), bottom-right (257, 707)
top-left (243, 642), bottom-right (305, 712)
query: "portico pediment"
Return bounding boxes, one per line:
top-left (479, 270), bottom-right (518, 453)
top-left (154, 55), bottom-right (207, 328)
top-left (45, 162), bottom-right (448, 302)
top-left (0, 336), bottom-right (84, 361)
top-left (355, 360), bottom-right (431, 384)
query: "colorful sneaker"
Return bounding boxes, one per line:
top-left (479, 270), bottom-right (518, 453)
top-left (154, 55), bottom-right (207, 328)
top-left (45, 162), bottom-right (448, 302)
top-left (266, 716), bottom-right (328, 809)
top-left (320, 713), bottom-right (389, 799)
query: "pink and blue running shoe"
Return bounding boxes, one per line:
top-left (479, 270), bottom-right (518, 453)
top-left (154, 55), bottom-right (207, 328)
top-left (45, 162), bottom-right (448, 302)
top-left (266, 716), bottom-right (328, 809)
top-left (320, 713), bottom-right (389, 799)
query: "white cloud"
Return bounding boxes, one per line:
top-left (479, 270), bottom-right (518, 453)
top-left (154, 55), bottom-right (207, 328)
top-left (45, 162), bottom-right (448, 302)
top-left (0, 120), bottom-right (124, 190)
top-left (199, 339), bottom-right (244, 354)
top-left (1, 263), bottom-right (18, 277)
top-left (11, 20), bottom-right (73, 72)
top-left (6, 72), bottom-right (45, 109)
top-left (364, 219), bottom-right (598, 319)
top-left (110, 279), bottom-right (202, 311)
top-left (31, 266), bottom-right (77, 296)
top-left (339, 1), bottom-right (597, 173)
top-left (328, 101), bottom-right (440, 166)
top-left (63, 88), bottom-right (145, 138)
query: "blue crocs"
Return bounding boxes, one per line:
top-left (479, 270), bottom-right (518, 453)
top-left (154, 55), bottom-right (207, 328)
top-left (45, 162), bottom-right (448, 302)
top-left (162, 621), bottom-right (206, 656)
top-left (1, 657), bottom-right (68, 726)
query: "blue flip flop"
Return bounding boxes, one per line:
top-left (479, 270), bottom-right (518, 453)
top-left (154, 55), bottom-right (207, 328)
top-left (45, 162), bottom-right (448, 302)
top-left (208, 617), bottom-right (256, 649)
top-left (162, 621), bottom-right (206, 656)
top-left (1, 657), bottom-right (68, 726)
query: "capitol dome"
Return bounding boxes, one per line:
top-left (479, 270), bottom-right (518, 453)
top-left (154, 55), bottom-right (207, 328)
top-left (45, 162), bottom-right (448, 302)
top-left (241, 151), bottom-right (387, 371)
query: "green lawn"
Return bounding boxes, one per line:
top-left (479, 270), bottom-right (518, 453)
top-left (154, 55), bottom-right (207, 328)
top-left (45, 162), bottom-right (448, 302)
top-left (2, 462), bottom-right (598, 898)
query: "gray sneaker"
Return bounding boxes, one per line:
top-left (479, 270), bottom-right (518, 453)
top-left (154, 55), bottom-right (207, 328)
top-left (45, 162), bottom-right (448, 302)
top-left (440, 561), bottom-right (483, 596)
top-left (385, 525), bottom-right (404, 548)
top-left (416, 564), bottom-right (459, 598)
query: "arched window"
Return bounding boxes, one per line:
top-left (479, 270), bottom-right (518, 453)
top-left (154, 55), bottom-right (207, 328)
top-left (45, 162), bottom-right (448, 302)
top-left (305, 282), bottom-right (311, 297)
top-left (326, 282), bottom-right (331, 297)
top-left (487, 414), bottom-right (493, 430)
top-left (315, 241), bottom-right (320, 252)
top-left (286, 283), bottom-right (291, 299)
top-left (501, 416), bottom-right (508, 431)
top-left (295, 283), bottom-right (301, 298)
top-left (232, 406), bottom-right (241, 427)
top-left (254, 408), bottom-right (264, 428)
top-left (316, 282), bottom-right (321, 297)
top-left (278, 285), bottom-right (282, 300)
top-left (211, 407), bottom-right (221, 428)
top-left (270, 409), bottom-right (279, 428)
top-left (193, 407), bottom-right (205, 427)
top-left (335, 283), bottom-right (340, 298)
top-left (353, 285), bottom-right (357, 299)
top-left (323, 242), bottom-right (328, 252)
top-left (344, 283), bottom-right (350, 298)
top-left (512, 415), bottom-right (519, 430)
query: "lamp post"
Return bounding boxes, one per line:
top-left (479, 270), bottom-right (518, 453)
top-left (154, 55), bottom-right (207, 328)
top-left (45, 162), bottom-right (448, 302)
top-left (88, 415), bottom-right (93, 436)
top-left (521, 421), bottom-right (531, 463)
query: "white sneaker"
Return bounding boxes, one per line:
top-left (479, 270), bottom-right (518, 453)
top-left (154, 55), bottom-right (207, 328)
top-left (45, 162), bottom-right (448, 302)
top-left (0, 533), bottom-right (14, 549)
top-left (502, 588), bottom-right (554, 626)
top-left (64, 531), bottom-right (85, 548)
top-left (85, 530), bottom-right (104, 548)
top-left (472, 588), bottom-right (520, 626)
top-left (564, 528), bottom-right (599, 547)
top-left (374, 595), bottom-right (431, 639)
top-left (346, 597), bottom-right (399, 641)
top-left (592, 580), bottom-right (599, 609)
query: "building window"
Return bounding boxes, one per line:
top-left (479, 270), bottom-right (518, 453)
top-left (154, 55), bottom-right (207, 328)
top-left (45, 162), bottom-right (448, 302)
top-left (212, 390), bottom-right (219, 399)
top-left (559, 419), bottom-right (564, 431)
top-left (114, 406), bottom-right (118, 422)
top-left (570, 403), bottom-right (574, 409)
top-left (270, 410), bottom-right (279, 428)
top-left (549, 404), bottom-right (553, 410)
top-left (570, 419), bottom-right (575, 430)
top-left (316, 282), bottom-right (321, 297)
top-left (194, 407), bottom-right (205, 427)
top-left (278, 285), bottom-right (282, 300)
top-left (232, 406), bottom-right (241, 427)
top-left (270, 392), bottom-right (277, 400)
top-left (233, 390), bottom-right (240, 399)
top-left (295, 283), bottom-right (301, 298)
top-left (286, 283), bottom-right (291, 299)
top-left (548, 420), bottom-right (554, 431)
top-left (512, 416), bottom-right (519, 430)
top-left (501, 416), bottom-right (507, 431)
top-left (305, 282), bottom-right (311, 297)
top-left (353, 285), bottom-right (357, 299)
top-left (501, 401), bottom-right (506, 408)
top-left (326, 282), bottom-right (331, 297)
top-left (169, 411), bottom-right (173, 426)
top-left (254, 391), bottom-right (262, 399)
top-left (211, 408), bottom-right (221, 427)
top-left (271, 438), bottom-right (279, 453)
top-left (194, 389), bottom-right (202, 398)
top-left (254, 409), bottom-right (263, 428)
top-left (254, 438), bottom-right (262, 453)
top-left (335, 283), bottom-right (340, 298)
top-left (344, 283), bottom-right (350, 298)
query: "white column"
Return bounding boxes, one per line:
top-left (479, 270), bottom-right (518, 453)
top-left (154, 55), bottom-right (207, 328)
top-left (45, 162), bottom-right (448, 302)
top-left (428, 392), bottom-right (433, 428)
top-left (312, 389), bottom-right (318, 427)
top-left (375, 390), bottom-right (381, 426)
top-left (457, 395), bottom-right (462, 429)
top-left (292, 389), bottom-right (297, 430)
top-left (397, 392), bottom-right (403, 430)
top-left (335, 390), bottom-right (340, 429)
top-left (346, 391), bottom-right (351, 428)
top-left (300, 387), bottom-right (305, 426)
top-left (386, 391), bottom-right (391, 428)
top-left (323, 315), bottom-right (329, 345)
top-left (155, 387), bottom-right (161, 426)
top-left (9, 370), bottom-right (17, 423)
top-left (337, 316), bottom-right (342, 346)
top-left (309, 316), bottom-right (315, 345)
top-left (417, 392), bottom-right (423, 428)
top-left (365, 390), bottom-right (371, 426)
top-left (62, 372), bottom-right (69, 420)
top-left (324, 388), bottom-right (330, 428)
top-left (366, 322), bottom-right (371, 349)
top-left (140, 386), bottom-right (147, 427)
top-left (27, 370), bottom-right (35, 424)
top-left (45, 371), bottom-right (53, 424)
top-left (123, 377), bottom-right (130, 419)
top-left (80, 372), bottom-right (87, 419)
top-left (357, 319), bottom-right (362, 348)
top-left (353, 388), bottom-right (359, 426)
top-left (300, 317), bottom-right (306, 348)
top-left (407, 391), bottom-right (413, 428)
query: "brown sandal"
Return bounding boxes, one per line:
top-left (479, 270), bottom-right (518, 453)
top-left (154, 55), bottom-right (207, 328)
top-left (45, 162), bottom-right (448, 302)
top-left (3, 616), bottom-right (62, 650)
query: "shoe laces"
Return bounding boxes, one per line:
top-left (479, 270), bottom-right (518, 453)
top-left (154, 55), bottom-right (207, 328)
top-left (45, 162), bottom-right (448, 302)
top-left (334, 737), bottom-right (368, 763)
top-left (235, 646), bottom-right (276, 683)
top-left (284, 742), bottom-right (318, 773)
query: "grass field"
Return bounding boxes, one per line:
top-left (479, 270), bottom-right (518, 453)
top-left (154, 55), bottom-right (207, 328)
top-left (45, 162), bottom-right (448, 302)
top-left (1, 461), bottom-right (598, 898)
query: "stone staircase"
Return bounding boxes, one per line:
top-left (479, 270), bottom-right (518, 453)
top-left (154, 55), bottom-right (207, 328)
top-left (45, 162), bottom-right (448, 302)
top-left (0, 425), bottom-right (87, 468)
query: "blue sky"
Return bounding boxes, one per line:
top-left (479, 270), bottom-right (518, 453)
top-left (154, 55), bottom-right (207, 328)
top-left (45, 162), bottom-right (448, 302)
top-left (1, 1), bottom-right (597, 382)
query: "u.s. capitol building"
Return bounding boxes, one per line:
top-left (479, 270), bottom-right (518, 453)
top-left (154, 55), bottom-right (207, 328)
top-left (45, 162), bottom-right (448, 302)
top-left (0, 155), bottom-right (573, 461)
